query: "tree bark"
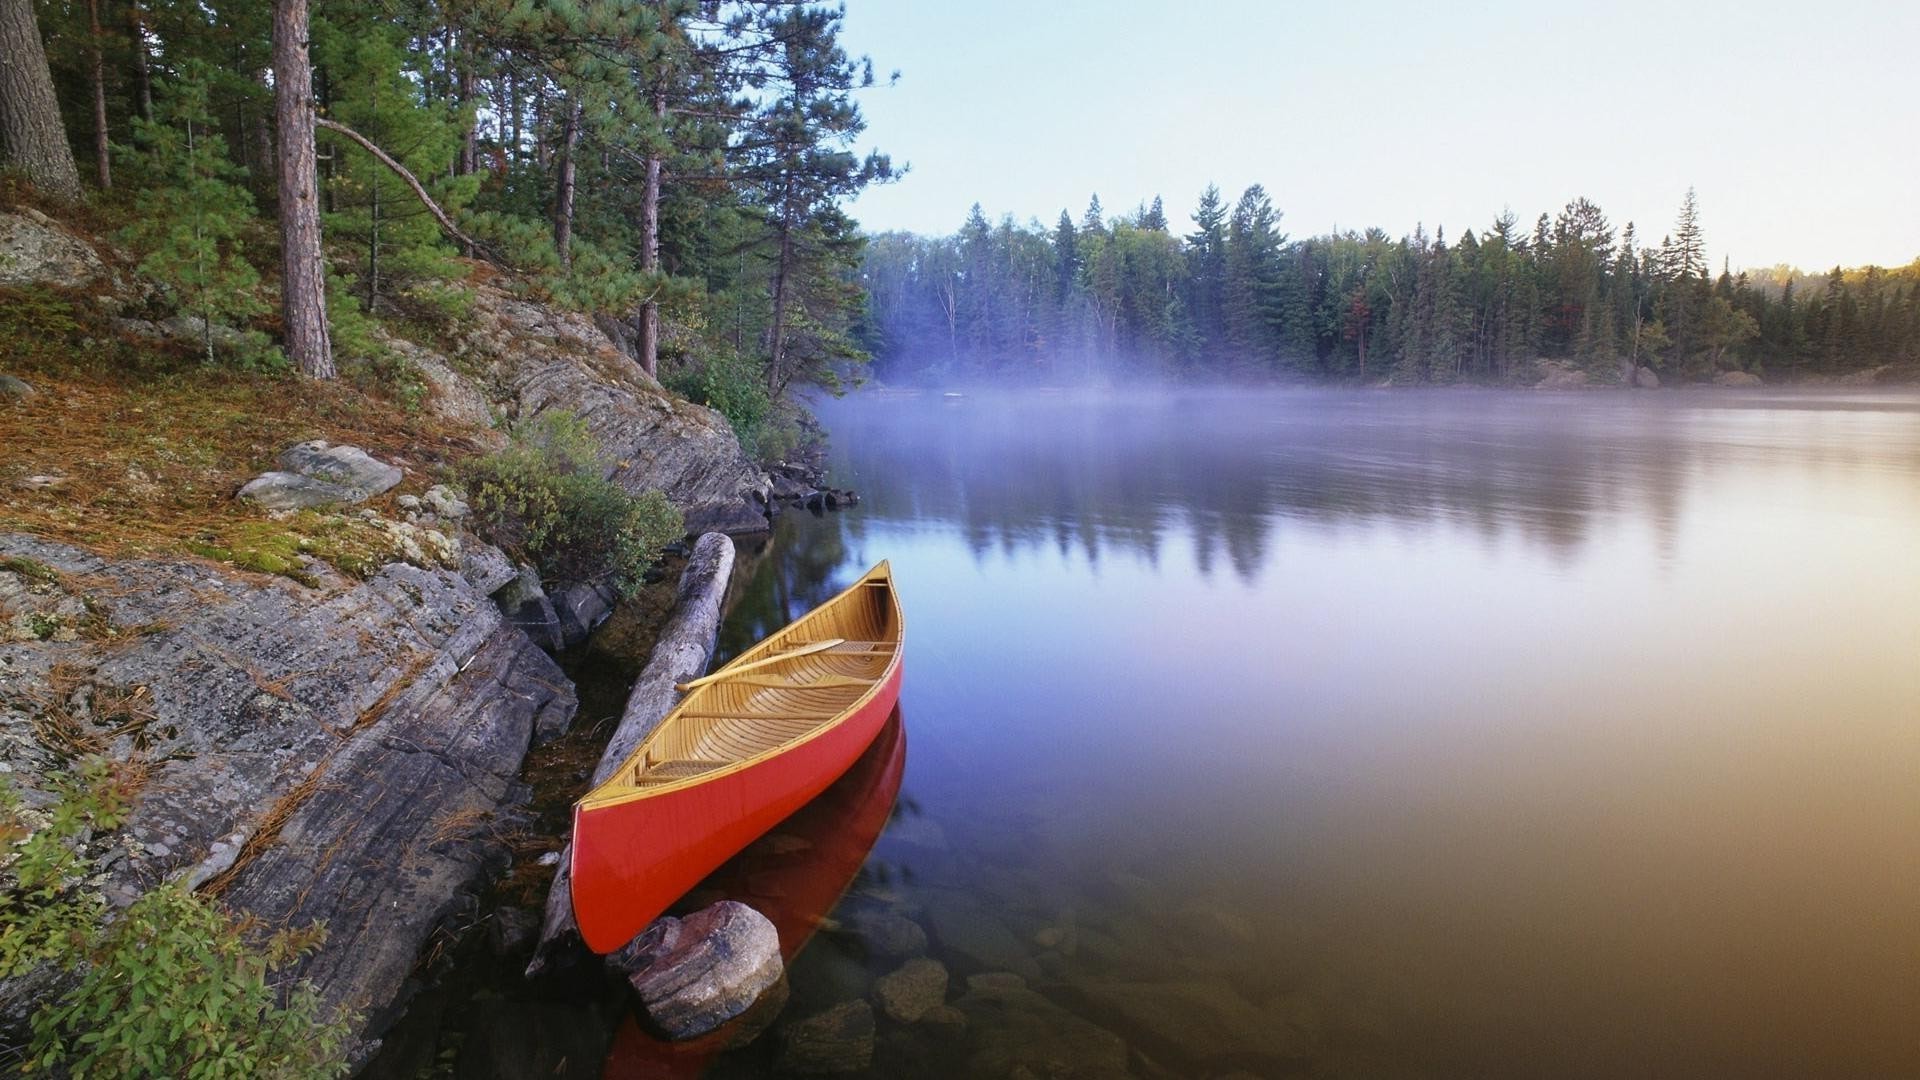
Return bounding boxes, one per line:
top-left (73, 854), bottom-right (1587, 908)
top-left (128, 1), bottom-right (152, 123)
top-left (85, 0), bottom-right (110, 189)
top-left (273, 0), bottom-right (334, 378)
top-left (766, 172), bottom-right (796, 395)
top-left (527, 534), bottom-right (736, 977)
top-left (552, 95), bottom-right (582, 269)
top-left (0, 0), bottom-right (85, 203)
top-left (638, 84), bottom-right (666, 379)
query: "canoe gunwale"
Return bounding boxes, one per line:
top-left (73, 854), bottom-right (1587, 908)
top-left (574, 561), bottom-right (901, 812)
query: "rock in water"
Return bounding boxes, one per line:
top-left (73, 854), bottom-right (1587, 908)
top-left (610, 900), bottom-right (783, 1041)
top-left (238, 440), bottom-right (405, 511)
top-left (777, 1000), bottom-right (875, 1074)
top-left (1633, 365), bottom-right (1661, 389)
top-left (872, 957), bottom-right (948, 1023)
top-left (1715, 370), bottom-right (1763, 387)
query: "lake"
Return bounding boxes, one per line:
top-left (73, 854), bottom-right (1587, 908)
top-left (702, 387), bottom-right (1920, 1078)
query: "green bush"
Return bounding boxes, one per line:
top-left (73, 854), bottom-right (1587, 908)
top-left (663, 348), bottom-right (789, 460)
top-left (463, 412), bottom-right (682, 596)
top-left (0, 758), bottom-right (350, 1078)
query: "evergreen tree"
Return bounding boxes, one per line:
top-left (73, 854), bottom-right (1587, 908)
top-left (121, 63), bottom-right (267, 365)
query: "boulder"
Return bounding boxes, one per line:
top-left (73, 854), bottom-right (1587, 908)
top-left (777, 1000), bottom-right (875, 1074)
top-left (1532, 359), bottom-right (1589, 390)
top-left (0, 210), bottom-right (109, 288)
top-left (238, 441), bottom-right (405, 511)
top-left (608, 900), bottom-right (784, 1041)
top-left (0, 532), bottom-right (576, 1054)
top-left (1632, 366), bottom-right (1661, 389)
top-left (1714, 370), bottom-right (1763, 387)
top-left (872, 957), bottom-right (948, 1023)
top-left (551, 580), bottom-right (619, 650)
top-left (493, 566), bottom-right (564, 653)
top-left (0, 374), bottom-right (35, 401)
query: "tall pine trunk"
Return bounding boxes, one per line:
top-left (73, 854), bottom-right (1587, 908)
top-left (273, 0), bottom-right (334, 378)
top-left (0, 0), bottom-right (85, 203)
top-left (86, 0), bottom-right (110, 188)
top-left (638, 83), bottom-right (665, 379)
top-left (129, 1), bottom-right (152, 122)
top-left (552, 96), bottom-right (581, 269)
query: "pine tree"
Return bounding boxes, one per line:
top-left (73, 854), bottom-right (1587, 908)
top-left (120, 64), bottom-right (268, 365)
top-left (0, 0), bottom-right (85, 201)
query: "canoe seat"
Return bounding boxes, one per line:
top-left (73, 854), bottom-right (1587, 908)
top-left (633, 757), bottom-right (731, 783)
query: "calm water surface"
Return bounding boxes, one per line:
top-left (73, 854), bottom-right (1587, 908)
top-left (706, 388), bottom-right (1920, 1079)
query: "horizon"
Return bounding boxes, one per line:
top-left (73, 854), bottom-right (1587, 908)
top-left (840, 0), bottom-right (1920, 273)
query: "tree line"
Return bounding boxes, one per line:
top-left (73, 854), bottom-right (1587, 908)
top-left (0, 0), bottom-right (888, 412)
top-left (862, 187), bottom-right (1920, 385)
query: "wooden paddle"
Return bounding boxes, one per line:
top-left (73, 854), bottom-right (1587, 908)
top-left (674, 638), bottom-right (846, 692)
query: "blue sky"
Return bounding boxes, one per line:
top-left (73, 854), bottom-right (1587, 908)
top-left (838, 0), bottom-right (1919, 271)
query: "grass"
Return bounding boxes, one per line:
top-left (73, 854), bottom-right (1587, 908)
top-left (0, 284), bottom-right (494, 571)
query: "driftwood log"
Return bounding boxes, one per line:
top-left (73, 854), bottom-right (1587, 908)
top-left (526, 532), bottom-right (737, 977)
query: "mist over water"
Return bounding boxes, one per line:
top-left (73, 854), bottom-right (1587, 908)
top-left (724, 386), bottom-right (1920, 1077)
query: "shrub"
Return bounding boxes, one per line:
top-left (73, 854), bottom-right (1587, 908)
top-left (0, 758), bottom-right (350, 1078)
top-left (664, 348), bottom-right (784, 460)
top-left (463, 413), bottom-right (682, 596)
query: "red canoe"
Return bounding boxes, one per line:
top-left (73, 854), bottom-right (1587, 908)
top-left (570, 561), bottom-right (904, 954)
top-left (600, 709), bottom-right (907, 1078)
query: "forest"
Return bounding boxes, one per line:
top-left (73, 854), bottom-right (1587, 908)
top-left (0, 0), bottom-right (889, 454)
top-left (861, 187), bottom-right (1920, 385)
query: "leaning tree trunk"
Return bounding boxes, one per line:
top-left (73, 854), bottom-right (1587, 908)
top-left (273, 0), bottom-right (334, 378)
top-left (0, 0), bottom-right (85, 203)
top-left (527, 533), bottom-right (736, 977)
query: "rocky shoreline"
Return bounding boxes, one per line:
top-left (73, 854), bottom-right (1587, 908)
top-left (0, 205), bottom-right (855, 1064)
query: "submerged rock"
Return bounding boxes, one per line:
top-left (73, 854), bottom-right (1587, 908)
top-left (609, 900), bottom-right (783, 1041)
top-left (954, 970), bottom-right (1130, 1078)
top-left (777, 999), bottom-right (875, 1074)
top-left (1062, 978), bottom-right (1310, 1072)
top-left (920, 888), bottom-right (1041, 980)
top-left (872, 957), bottom-right (948, 1023)
top-left (238, 440), bottom-right (405, 511)
top-left (845, 909), bottom-right (928, 959)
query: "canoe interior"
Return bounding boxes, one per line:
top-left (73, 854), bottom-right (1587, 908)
top-left (580, 563), bottom-right (900, 807)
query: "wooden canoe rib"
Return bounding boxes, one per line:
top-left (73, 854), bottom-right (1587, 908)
top-left (569, 561), bottom-right (904, 954)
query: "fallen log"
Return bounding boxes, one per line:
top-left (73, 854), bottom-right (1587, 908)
top-left (526, 532), bottom-right (737, 978)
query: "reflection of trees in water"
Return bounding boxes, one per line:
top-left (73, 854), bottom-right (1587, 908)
top-left (809, 391), bottom-right (1912, 581)
top-left (717, 511), bottom-right (864, 661)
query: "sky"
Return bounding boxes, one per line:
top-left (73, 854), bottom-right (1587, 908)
top-left (837, 0), bottom-right (1920, 272)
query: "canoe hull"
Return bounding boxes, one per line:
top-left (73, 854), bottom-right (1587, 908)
top-left (571, 658), bottom-right (903, 954)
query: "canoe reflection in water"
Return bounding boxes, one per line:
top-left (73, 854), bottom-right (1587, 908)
top-left (602, 707), bottom-right (907, 1078)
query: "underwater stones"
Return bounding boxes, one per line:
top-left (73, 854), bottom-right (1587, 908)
top-left (920, 889), bottom-right (1041, 981)
top-left (955, 972), bottom-right (1130, 1079)
top-left (872, 957), bottom-right (948, 1023)
top-left (609, 900), bottom-right (783, 1041)
top-left (777, 999), bottom-right (875, 1074)
top-left (845, 909), bottom-right (927, 959)
top-left (1063, 978), bottom-right (1307, 1073)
